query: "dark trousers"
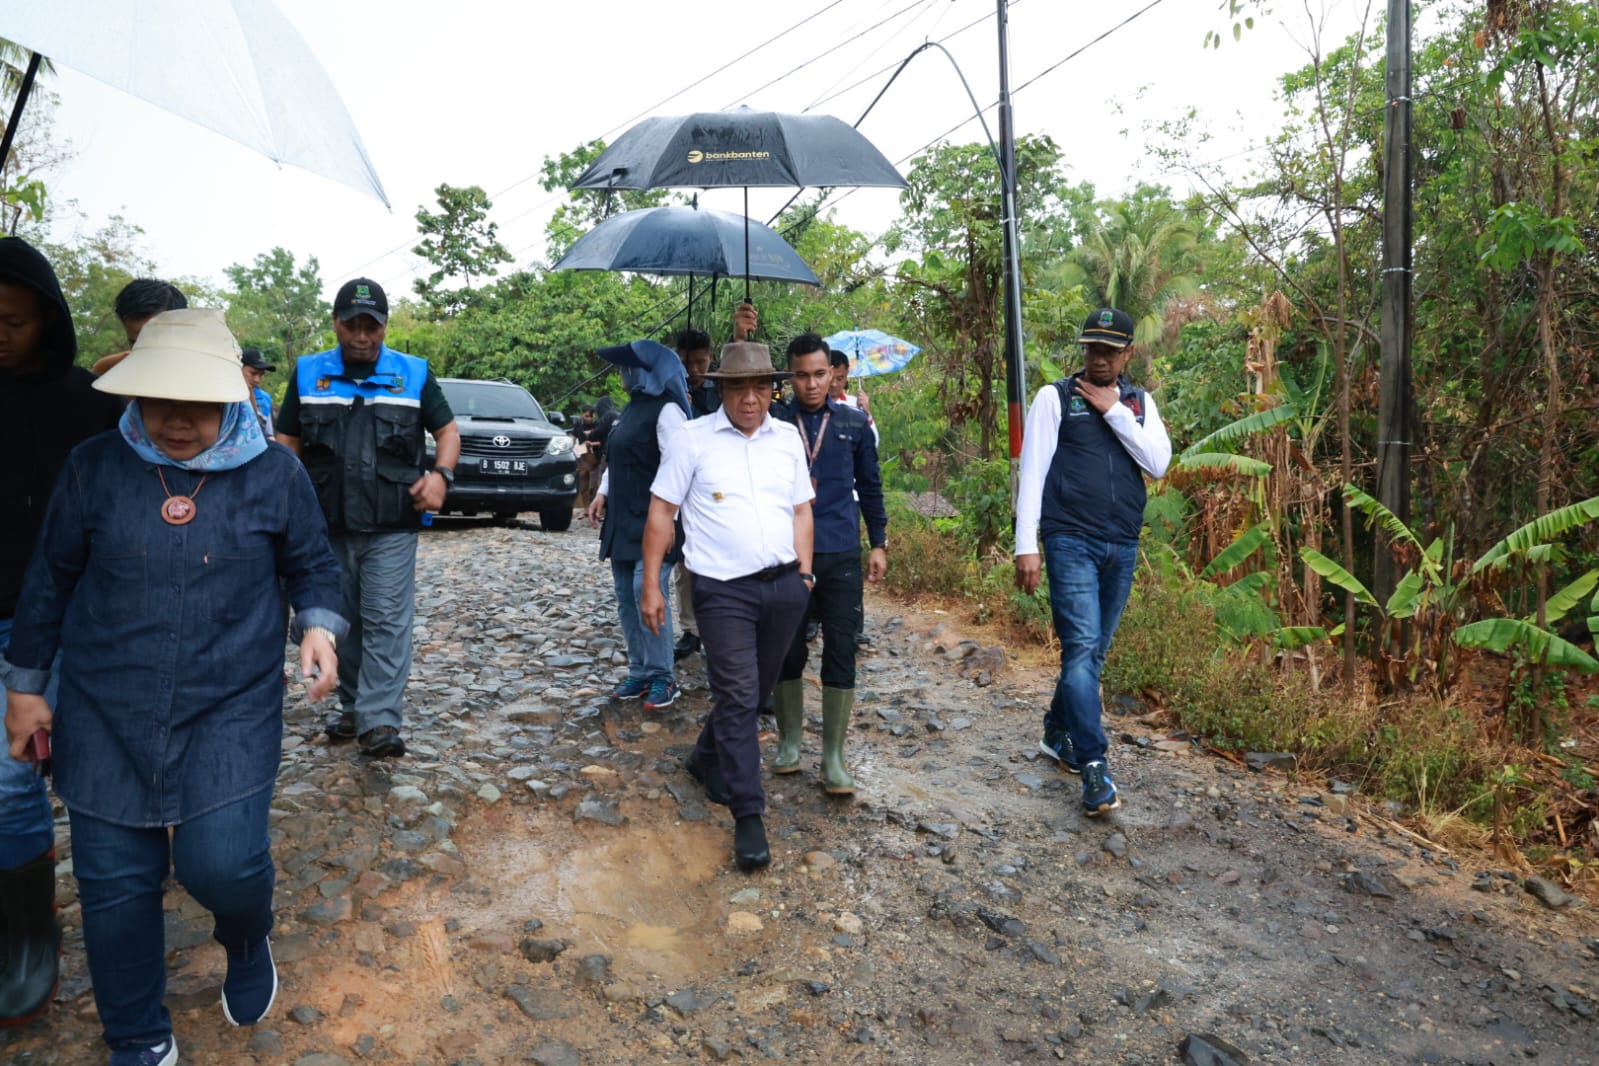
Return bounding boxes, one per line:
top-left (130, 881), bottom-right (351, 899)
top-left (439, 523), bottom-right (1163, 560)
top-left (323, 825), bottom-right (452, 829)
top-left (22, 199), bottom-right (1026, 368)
top-left (692, 569), bottom-right (810, 818)
top-left (780, 549), bottom-right (862, 689)
top-left (70, 788), bottom-right (275, 1051)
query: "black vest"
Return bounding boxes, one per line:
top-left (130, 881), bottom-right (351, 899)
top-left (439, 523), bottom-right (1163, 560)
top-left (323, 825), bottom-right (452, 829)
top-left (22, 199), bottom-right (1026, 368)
top-left (298, 398), bottom-right (426, 534)
top-left (599, 392), bottom-right (683, 564)
top-left (1039, 374), bottom-right (1149, 545)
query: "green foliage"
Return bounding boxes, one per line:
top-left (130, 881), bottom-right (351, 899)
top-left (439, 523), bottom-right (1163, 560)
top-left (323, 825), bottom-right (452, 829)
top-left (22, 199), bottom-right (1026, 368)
top-left (538, 140), bottom-right (672, 261)
top-left (412, 183), bottom-right (513, 318)
top-left (223, 247), bottom-right (328, 367)
top-left (945, 457), bottom-right (1011, 559)
top-left (879, 496), bottom-right (971, 599)
top-left (1473, 497), bottom-right (1599, 574)
top-left (1453, 619), bottom-right (1599, 674)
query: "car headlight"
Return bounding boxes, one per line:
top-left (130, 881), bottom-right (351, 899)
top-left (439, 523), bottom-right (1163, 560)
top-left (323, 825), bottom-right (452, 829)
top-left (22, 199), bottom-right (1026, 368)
top-left (545, 434), bottom-right (574, 456)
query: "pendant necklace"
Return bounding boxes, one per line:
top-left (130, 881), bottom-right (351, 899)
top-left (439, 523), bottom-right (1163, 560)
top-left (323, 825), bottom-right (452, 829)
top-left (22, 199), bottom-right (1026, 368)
top-left (797, 409), bottom-right (831, 492)
top-left (157, 468), bottom-right (209, 526)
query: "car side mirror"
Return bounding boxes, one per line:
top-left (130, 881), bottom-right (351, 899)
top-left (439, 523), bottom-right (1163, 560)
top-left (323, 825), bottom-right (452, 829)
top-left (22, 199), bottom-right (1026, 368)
top-left (548, 411), bottom-right (567, 425)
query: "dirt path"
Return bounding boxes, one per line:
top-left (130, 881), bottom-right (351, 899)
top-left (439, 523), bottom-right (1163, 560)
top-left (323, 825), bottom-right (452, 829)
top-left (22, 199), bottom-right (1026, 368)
top-left (4, 521), bottom-right (1596, 1065)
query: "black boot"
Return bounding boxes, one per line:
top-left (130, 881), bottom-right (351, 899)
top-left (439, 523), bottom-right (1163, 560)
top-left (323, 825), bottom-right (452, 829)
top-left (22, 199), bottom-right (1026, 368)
top-left (733, 816), bottom-right (770, 871)
top-left (684, 751), bottom-right (730, 806)
top-left (0, 848), bottom-right (61, 1027)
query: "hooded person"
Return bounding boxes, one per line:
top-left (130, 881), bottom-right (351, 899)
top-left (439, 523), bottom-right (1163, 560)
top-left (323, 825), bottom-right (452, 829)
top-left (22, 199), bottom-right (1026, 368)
top-left (584, 340), bottom-right (691, 711)
top-left (0, 236), bottom-right (124, 1029)
top-left (2, 308), bottom-right (348, 1065)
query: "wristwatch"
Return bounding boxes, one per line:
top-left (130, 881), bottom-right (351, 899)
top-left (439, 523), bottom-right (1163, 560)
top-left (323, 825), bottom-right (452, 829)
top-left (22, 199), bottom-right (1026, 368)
top-left (434, 466), bottom-right (455, 487)
top-left (799, 572), bottom-right (816, 584)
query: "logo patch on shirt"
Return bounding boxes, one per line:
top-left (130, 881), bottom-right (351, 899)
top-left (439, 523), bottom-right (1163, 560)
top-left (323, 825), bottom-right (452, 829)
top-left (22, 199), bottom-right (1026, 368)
top-left (1067, 395), bottom-right (1089, 415)
top-left (712, 491), bottom-right (725, 502)
top-left (316, 377), bottom-right (331, 391)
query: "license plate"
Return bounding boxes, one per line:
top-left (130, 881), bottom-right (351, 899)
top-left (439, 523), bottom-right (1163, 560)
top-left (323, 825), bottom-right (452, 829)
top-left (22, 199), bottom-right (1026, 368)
top-left (479, 458), bottom-right (529, 475)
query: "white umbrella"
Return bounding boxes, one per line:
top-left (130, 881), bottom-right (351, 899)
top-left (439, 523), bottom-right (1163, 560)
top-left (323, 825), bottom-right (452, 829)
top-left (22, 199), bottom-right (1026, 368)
top-left (1, 0), bottom-right (388, 207)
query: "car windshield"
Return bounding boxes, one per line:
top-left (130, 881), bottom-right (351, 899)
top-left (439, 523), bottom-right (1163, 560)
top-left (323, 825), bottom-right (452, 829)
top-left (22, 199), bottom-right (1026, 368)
top-left (443, 381), bottom-right (544, 420)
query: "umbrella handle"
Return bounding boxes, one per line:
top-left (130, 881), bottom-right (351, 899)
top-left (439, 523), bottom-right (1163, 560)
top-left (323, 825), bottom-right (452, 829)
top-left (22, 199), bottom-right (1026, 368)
top-left (743, 187), bottom-right (752, 304)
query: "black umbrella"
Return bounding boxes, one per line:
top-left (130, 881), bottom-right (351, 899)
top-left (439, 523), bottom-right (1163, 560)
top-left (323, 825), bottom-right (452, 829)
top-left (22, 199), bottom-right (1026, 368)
top-left (550, 204), bottom-right (819, 286)
top-left (570, 107), bottom-right (905, 303)
top-left (570, 108), bottom-right (906, 190)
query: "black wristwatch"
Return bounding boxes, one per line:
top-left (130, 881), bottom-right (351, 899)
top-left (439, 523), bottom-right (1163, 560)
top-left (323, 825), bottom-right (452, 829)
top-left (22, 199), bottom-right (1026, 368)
top-left (434, 466), bottom-right (455, 487)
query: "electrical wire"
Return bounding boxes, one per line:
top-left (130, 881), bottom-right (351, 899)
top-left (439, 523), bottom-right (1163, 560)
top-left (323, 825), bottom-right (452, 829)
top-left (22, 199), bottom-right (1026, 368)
top-left (775, 0), bottom-right (1174, 232)
top-left (721, 0), bottom-right (939, 110)
top-left (336, 0), bottom-right (852, 281)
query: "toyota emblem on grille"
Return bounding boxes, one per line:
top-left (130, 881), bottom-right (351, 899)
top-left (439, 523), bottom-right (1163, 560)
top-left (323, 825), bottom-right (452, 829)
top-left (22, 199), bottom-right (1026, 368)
top-left (492, 435), bottom-right (512, 448)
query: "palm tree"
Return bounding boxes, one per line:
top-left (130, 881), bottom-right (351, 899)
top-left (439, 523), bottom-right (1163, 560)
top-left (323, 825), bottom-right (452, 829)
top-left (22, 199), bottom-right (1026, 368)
top-left (1057, 191), bottom-right (1204, 377)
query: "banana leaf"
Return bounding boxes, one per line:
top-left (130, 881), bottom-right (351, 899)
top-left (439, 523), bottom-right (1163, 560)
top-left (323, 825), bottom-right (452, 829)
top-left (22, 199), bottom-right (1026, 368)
top-left (1299, 548), bottom-right (1377, 606)
top-left (1343, 484), bottom-right (1425, 555)
top-left (1178, 452), bottom-right (1272, 477)
top-left (1454, 618), bottom-right (1599, 673)
top-left (1385, 569), bottom-right (1426, 619)
top-left (1472, 496), bottom-right (1599, 574)
top-left (1180, 404), bottom-right (1298, 461)
top-left (1270, 626), bottom-right (1328, 650)
top-left (1538, 569), bottom-right (1599, 624)
top-left (1201, 522), bottom-right (1272, 580)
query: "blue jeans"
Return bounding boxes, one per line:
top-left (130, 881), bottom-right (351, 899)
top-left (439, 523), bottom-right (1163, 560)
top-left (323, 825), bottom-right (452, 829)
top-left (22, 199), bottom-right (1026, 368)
top-left (612, 559), bottom-right (674, 683)
top-left (69, 788), bottom-right (275, 1052)
top-left (0, 617), bottom-right (56, 869)
top-left (1042, 533), bottom-right (1138, 766)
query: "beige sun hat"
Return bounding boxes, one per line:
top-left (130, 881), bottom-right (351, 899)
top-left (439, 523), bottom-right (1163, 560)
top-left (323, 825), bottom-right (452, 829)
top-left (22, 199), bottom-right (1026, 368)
top-left (93, 308), bottom-right (248, 403)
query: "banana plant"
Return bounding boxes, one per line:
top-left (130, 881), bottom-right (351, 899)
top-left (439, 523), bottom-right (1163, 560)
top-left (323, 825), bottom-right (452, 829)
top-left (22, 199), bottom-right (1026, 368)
top-left (1300, 486), bottom-right (1599, 687)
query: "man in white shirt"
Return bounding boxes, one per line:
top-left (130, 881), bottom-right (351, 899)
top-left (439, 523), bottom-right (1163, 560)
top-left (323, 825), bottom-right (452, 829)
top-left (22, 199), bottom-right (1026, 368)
top-left (641, 342), bottom-right (815, 871)
top-left (1014, 307), bottom-right (1172, 817)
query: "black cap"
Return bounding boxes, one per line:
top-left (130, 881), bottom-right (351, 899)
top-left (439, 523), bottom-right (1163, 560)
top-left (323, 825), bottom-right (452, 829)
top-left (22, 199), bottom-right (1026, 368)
top-left (1078, 307), bottom-right (1135, 348)
top-left (334, 277), bottom-right (388, 324)
top-left (241, 348), bottom-right (275, 371)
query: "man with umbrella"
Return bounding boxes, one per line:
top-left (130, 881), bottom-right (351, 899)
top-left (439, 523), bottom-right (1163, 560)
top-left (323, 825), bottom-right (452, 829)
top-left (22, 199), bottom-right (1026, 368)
top-left (639, 342), bottom-right (813, 871)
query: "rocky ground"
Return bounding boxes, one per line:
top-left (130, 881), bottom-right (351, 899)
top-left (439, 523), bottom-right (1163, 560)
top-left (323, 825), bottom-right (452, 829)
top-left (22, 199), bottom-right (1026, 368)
top-left (4, 518), bottom-right (1597, 1066)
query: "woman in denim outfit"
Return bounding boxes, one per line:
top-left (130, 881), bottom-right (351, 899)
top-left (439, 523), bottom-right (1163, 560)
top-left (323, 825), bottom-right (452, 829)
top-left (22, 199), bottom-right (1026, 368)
top-left (2, 310), bottom-right (346, 1066)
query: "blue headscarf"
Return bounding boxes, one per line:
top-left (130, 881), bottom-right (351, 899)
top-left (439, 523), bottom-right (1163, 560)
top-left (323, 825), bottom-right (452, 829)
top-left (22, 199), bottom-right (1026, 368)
top-left (119, 399), bottom-right (268, 472)
top-left (598, 339), bottom-right (690, 415)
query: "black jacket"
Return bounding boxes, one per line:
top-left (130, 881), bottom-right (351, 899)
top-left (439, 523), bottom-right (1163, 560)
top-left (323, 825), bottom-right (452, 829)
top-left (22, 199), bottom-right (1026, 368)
top-left (0, 237), bottom-right (125, 618)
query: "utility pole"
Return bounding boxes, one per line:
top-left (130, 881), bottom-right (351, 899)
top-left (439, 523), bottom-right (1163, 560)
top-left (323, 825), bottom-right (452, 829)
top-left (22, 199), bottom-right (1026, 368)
top-left (997, 0), bottom-right (1028, 502)
top-left (1375, 0), bottom-right (1413, 600)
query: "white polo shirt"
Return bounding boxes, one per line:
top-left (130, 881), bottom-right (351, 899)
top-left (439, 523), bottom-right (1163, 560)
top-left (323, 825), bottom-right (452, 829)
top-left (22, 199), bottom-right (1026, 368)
top-left (651, 406), bottom-right (815, 581)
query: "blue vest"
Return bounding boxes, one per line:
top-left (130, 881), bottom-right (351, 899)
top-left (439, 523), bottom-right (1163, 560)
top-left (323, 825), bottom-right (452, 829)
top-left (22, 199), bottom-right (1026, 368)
top-left (1040, 374), bottom-right (1149, 545)
top-left (293, 346), bottom-right (430, 533)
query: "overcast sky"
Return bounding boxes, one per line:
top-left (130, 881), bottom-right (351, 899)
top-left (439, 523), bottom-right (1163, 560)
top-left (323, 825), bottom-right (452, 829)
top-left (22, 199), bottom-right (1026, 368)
top-left (29, 0), bottom-right (1373, 298)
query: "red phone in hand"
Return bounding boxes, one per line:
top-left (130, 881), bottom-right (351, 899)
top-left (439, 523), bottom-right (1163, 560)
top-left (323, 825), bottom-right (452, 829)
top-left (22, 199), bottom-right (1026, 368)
top-left (28, 728), bottom-right (50, 777)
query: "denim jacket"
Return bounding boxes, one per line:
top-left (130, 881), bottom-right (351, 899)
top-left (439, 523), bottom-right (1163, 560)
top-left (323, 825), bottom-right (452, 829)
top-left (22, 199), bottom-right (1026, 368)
top-left (3, 434), bottom-right (348, 827)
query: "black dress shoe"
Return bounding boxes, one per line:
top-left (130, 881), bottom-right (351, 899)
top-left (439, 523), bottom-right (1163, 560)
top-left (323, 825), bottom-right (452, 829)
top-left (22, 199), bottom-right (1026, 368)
top-left (325, 708), bottom-right (356, 741)
top-left (684, 752), bottom-right (730, 806)
top-left (358, 726), bottom-right (406, 759)
top-left (673, 631), bottom-right (702, 662)
top-left (733, 815), bottom-right (771, 871)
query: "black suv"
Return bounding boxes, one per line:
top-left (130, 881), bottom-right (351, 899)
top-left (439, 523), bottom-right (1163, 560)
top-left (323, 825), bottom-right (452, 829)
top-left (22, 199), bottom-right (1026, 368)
top-left (432, 377), bottom-right (577, 531)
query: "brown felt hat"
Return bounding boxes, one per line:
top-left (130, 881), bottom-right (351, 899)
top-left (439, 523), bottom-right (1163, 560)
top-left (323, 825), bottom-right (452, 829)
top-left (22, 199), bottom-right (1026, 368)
top-left (704, 341), bottom-right (793, 380)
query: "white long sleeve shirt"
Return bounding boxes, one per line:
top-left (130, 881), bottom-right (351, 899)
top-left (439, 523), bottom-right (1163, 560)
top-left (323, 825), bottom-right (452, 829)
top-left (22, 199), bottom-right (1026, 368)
top-left (1013, 381), bottom-right (1172, 556)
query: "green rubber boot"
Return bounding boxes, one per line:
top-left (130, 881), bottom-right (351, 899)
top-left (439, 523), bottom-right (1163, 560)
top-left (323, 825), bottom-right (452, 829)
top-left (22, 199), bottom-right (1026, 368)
top-left (771, 679), bottom-right (806, 774)
top-left (820, 687), bottom-right (856, 795)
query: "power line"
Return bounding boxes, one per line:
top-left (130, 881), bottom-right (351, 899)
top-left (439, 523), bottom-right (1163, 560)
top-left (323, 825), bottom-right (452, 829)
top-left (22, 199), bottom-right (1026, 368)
top-left (803, 0), bottom-right (1009, 114)
top-left (721, 0), bottom-right (938, 109)
top-left (782, 0), bottom-right (1174, 227)
top-left (335, 0), bottom-right (852, 281)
